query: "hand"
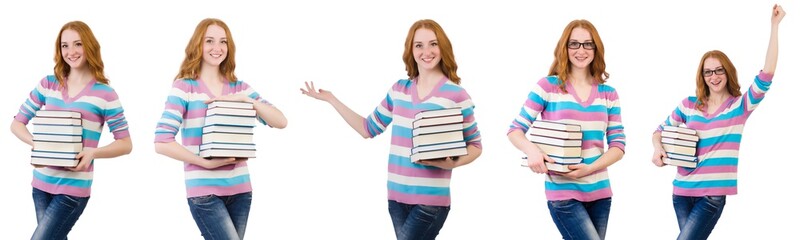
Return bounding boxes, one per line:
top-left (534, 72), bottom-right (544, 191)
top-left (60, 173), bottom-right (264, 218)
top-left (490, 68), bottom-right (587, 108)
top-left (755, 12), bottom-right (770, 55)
top-left (772, 4), bottom-right (786, 26)
top-left (199, 157), bottom-right (246, 169)
top-left (560, 163), bottom-right (593, 180)
top-left (524, 151), bottom-right (552, 174)
top-left (300, 81), bottom-right (336, 102)
top-left (652, 147), bottom-right (667, 167)
top-left (417, 157), bottom-right (459, 169)
top-left (31, 163), bottom-right (45, 168)
top-left (205, 94), bottom-right (253, 104)
top-left (68, 148), bottom-right (97, 172)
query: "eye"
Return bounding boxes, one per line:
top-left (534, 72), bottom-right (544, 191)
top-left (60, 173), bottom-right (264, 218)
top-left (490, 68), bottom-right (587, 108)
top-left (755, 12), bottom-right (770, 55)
top-left (75, 42), bottom-right (82, 47)
top-left (703, 70), bottom-right (713, 76)
top-left (585, 42), bottom-right (595, 49)
top-left (567, 42), bottom-right (580, 48)
top-left (205, 39), bottom-right (213, 44)
top-left (414, 43), bottom-right (422, 48)
top-left (220, 40), bottom-right (228, 44)
top-left (431, 42), bottom-right (438, 47)
top-left (61, 44), bottom-right (68, 48)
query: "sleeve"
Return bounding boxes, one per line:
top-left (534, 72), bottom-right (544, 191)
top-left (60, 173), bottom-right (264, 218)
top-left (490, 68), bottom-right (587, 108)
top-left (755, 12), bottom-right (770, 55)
top-left (605, 89), bottom-right (626, 152)
top-left (103, 88), bottom-right (130, 139)
top-left (239, 81), bottom-right (274, 126)
top-left (154, 81), bottom-right (190, 143)
top-left (743, 71), bottom-right (774, 116)
top-left (458, 90), bottom-right (482, 149)
top-left (14, 76), bottom-right (52, 124)
top-left (507, 77), bottom-right (551, 134)
top-left (656, 98), bottom-right (692, 132)
top-left (363, 85), bottom-right (395, 138)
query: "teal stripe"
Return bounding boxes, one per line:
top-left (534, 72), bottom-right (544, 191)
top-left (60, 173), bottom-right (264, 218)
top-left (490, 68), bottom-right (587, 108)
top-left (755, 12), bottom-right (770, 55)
top-left (697, 134), bottom-right (741, 148)
top-left (546, 101), bottom-right (608, 113)
top-left (166, 96), bottom-right (187, 105)
top-left (440, 84), bottom-right (462, 92)
top-left (584, 130), bottom-right (605, 141)
top-left (607, 125), bottom-right (623, 131)
top-left (598, 84), bottom-right (617, 93)
top-left (91, 83), bottom-right (113, 92)
top-left (387, 181), bottom-right (450, 196)
top-left (545, 179), bottom-right (610, 192)
top-left (527, 91), bottom-right (547, 107)
top-left (582, 155), bottom-right (600, 164)
top-left (388, 154), bottom-right (434, 170)
top-left (84, 129), bottom-right (101, 141)
top-left (33, 170), bottom-right (92, 188)
top-left (688, 107), bottom-right (744, 123)
top-left (185, 174), bottom-right (251, 187)
top-left (673, 179), bottom-right (737, 188)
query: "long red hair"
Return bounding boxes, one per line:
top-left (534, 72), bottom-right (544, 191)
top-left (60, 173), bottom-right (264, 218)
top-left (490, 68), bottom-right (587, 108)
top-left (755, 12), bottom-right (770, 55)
top-left (53, 21), bottom-right (108, 86)
top-left (695, 50), bottom-right (741, 111)
top-left (175, 18), bottom-right (237, 82)
top-left (548, 19), bottom-right (608, 92)
top-left (402, 19), bottom-right (460, 84)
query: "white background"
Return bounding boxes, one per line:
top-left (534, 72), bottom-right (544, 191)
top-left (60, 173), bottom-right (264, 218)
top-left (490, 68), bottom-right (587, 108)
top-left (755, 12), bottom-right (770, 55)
top-left (1, 0), bottom-right (797, 239)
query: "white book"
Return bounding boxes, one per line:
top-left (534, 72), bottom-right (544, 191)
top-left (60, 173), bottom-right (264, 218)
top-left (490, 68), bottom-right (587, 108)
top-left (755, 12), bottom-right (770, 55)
top-left (661, 137), bottom-right (697, 148)
top-left (521, 156), bottom-right (582, 165)
top-left (529, 127), bottom-right (583, 140)
top-left (31, 157), bottom-right (79, 167)
top-left (206, 107), bottom-right (256, 117)
top-left (529, 135), bottom-right (582, 147)
top-left (661, 131), bottom-right (699, 142)
top-left (412, 130), bottom-right (464, 148)
top-left (203, 125), bottom-right (255, 134)
top-left (662, 125), bottom-right (697, 135)
top-left (33, 133), bottom-right (82, 143)
top-left (33, 125), bottom-right (83, 135)
top-left (412, 123), bottom-right (463, 136)
top-left (33, 141), bottom-right (83, 152)
top-left (202, 132), bottom-right (254, 144)
top-left (414, 108), bottom-right (462, 119)
top-left (412, 115), bottom-right (464, 128)
top-left (204, 114), bottom-right (256, 127)
top-left (519, 159), bottom-right (574, 173)
top-left (411, 141), bottom-right (467, 154)
top-left (662, 143), bottom-right (697, 156)
top-left (666, 152), bottom-right (698, 162)
top-left (532, 142), bottom-right (582, 158)
top-left (410, 147), bottom-right (467, 162)
top-left (31, 150), bottom-right (79, 159)
top-left (662, 157), bottom-right (697, 168)
top-left (208, 100), bottom-right (254, 109)
top-left (200, 149), bottom-right (257, 158)
top-left (35, 110), bottom-right (81, 119)
top-left (31, 117), bottom-right (82, 126)
top-left (200, 142), bottom-right (257, 151)
top-left (531, 120), bottom-right (581, 132)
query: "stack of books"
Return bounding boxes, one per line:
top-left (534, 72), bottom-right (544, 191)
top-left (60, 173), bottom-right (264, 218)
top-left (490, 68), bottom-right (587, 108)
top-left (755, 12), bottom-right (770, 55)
top-left (660, 125), bottom-right (699, 168)
top-left (409, 108), bottom-right (467, 162)
top-left (200, 101), bottom-right (257, 159)
top-left (520, 120), bottom-right (583, 172)
top-left (31, 110), bottom-right (83, 167)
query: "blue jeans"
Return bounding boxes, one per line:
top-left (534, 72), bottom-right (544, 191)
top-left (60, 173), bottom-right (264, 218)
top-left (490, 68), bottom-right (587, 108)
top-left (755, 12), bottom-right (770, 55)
top-left (388, 200), bottom-right (450, 240)
top-left (547, 197), bottom-right (611, 240)
top-left (188, 192), bottom-right (253, 240)
top-left (672, 195), bottom-right (726, 240)
top-left (31, 187), bottom-right (90, 240)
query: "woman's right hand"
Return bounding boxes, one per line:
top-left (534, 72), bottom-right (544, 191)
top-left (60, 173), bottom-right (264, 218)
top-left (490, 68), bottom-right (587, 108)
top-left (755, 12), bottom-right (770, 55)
top-left (300, 81), bottom-right (336, 102)
top-left (199, 157), bottom-right (245, 169)
top-left (525, 149), bottom-right (551, 174)
top-left (652, 147), bottom-right (667, 167)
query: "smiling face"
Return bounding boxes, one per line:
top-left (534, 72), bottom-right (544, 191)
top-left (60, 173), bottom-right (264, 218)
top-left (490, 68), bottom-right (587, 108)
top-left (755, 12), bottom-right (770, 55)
top-left (60, 29), bottom-right (87, 70)
top-left (703, 57), bottom-right (728, 95)
top-left (412, 28), bottom-right (441, 73)
top-left (202, 24), bottom-right (228, 69)
top-left (567, 27), bottom-right (594, 70)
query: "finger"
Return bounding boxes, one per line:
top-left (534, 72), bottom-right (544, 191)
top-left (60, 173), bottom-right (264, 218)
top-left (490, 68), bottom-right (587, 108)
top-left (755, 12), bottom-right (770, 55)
top-left (304, 81), bottom-right (312, 92)
top-left (310, 81), bottom-right (316, 92)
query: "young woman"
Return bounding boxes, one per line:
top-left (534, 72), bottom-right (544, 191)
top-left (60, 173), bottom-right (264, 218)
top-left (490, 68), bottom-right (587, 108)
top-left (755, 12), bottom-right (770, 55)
top-left (651, 5), bottom-right (785, 240)
top-left (154, 18), bottom-right (287, 240)
top-left (507, 19), bottom-right (625, 240)
top-left (10, 21), bottom-right (132, 239)
top-left (300, 19), bottom-right (482, 240)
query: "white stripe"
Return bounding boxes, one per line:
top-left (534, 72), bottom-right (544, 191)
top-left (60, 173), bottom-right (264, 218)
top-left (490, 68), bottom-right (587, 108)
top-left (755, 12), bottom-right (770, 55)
top-left (387, 172), bottom-right (450, 188)
top-left (676, 172), bottom-right (737, 182)
top-left (697, 124), bottom-right (745, 138)
top-left (698, 149), bottom-right (740, 160)
top-left (546, 170), bottom-right (608, 185)
top-left (35, 167), bottom-right (93, 180)
top-left (185, 166), bottom-right (250, 180)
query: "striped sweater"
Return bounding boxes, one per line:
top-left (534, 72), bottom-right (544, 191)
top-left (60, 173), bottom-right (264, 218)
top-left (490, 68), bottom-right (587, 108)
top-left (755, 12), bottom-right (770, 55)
top-left (509, 76), bottom-right (626, 202)
top-left (657, 71), bottom-right (773, 197)
top-left (15, 75), bottom-right (130, 197)
top-left (364, 77), bottom-right (482, 207)
top-left (154, 79), bottom-right (271, 198)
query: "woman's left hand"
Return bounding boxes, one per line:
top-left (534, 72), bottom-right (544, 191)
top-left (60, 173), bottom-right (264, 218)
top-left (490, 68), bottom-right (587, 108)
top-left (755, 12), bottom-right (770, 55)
top-left (417, 157), bottom-right (459, 170)
top-left (68, 148), bottom-right (97, 172)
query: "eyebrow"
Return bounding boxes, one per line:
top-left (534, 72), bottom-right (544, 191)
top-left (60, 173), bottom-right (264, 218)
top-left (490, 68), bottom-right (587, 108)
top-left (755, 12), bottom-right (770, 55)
top-left (60, 40), bottom-right (82, 44)
top-left (413, 40), bottom-right (438, 43)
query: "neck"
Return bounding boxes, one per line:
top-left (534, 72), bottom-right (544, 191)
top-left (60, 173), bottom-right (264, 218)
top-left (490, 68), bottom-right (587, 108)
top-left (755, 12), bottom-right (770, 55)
top-left (569, 67), bottom-right (592, 85)
top-left (67, 67), bottom-right (93, 84)
top-left (707, 91), bottom-right (730, 105)
top-left (199, 65), bottom-right (224, 84)
top-left (417, 67), bottom-right (445, 85)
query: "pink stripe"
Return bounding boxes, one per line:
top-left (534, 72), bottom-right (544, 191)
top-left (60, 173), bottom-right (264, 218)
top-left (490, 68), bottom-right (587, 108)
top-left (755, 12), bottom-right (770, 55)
top-left (32, 179), bottom-right (91, 197)
top-left (154, 134), bottom-right (175, 143)
top-left (694, 116), bottom-right (746, 130)
top-left (186, 109), bottom-right (207, 119)
top-left (182, 136), bottom-right (202, 145)
top-left (758, 71), bottom-right (774, 81)
top-left (542, 109), bottom-right (608, 122)
top-left (187, 183), bottom-right (252, 198)
top-left (545, 188), bottom-right (612, 202)
top-left (391, 105), bottom-right (415, 119)
top-left (524, 100), bottom-right (545, 112)
top-left (391, 136), bottom-right (412, 148)
top-left (165, 102), bottom-right (185, 112)
top-left (112, 130), bottom-right (131, 140)
top-left (388, 190), bottom-right (450, 206)
top-left (83, 139), bottom-right (100, 148)
top-left (388, 164), bottom-right (452, 179)
top-left (185, 161), bottom-right (246, 171)
top-left (673, 187), bottom-right (736, 197)
top-left (677, 166), bottom-right (737, 175)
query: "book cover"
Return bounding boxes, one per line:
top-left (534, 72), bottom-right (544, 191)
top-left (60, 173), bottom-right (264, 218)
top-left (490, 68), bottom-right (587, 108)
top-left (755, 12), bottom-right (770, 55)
top-left (414, 107), bottom-right (462, 119)
top-left (531, 120), bottom-right (582, 132)
top-left (35, 110), bottom-right (81, 119)
top-left (32, 125), bottom-right (83, 135)
top-left (202, 125), bottom-right (255, 134)
top-left (202, 132), bottom-right (254, 144)
top-left (518, 158), bottom-right (574, 173)
top-left (662, 125), bottom-right (697, 135)
top-left (31, 117), bottom-right (82, 126)
top-left (662, 157), bottom-right (697, 168)
top-left (662, 143), bottom-right (697, 156)
top-left (199, 142), bottom-right (257, 151)
top-left (661, 137), bottom-right (697, 148)
top-left (32, 133), bottom-right (82, 143)
top-left (529, 127), bottom-right (583, 140)
top-left (200, 149), bottom-right (256, 158)
top-left (532, 142), bottom-right (582, 158)
top-left (529, 135), bottom-right (582, 147)
top-left (411, 141), bottom-right (467, 155)
top-left (412, 123), bottom-right (463, 136)
top-left (32, 141), bottom-right (83, 152)
top-left (206, 107), bottom-right (256, 117)
top-left (30, 157), bottom-right (79, 167)
top-left (207, 100), bottom-right (254, 110)
top-left (661, 131), bottom-right (699, 142)
top-left (410, 147), bottom-right (467, 162)
top-left (412, 115), bottom-right (464, 129)
top-left (204, 114), bottom-right (256, 127)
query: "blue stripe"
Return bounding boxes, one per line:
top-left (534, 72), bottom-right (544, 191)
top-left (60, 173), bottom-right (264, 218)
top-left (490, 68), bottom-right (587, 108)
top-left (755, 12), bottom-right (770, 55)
top-left (166, 96), bottom-right (187, 105)
top-left (608, 106), bottom-right (621, 115)
top-left (33, 170), bottom-right (92, 188)
top-left (545, 179), bottom-right (610, 192)
top-left (527, 91), bottom-right (547, 107)
top-left (582, 155), bottom-right (600, 164)
top-left (583, 130), bottom-right (605, 141)
top-left (546, 101), bottom-right (608, 113)
top-left (388, 154), bottom-right (436, 170)
top-left (439, 84), bottom-right (462, 92)
top-left (673, 179), bottom-right (736, 188)
top-left (387, 181), bottom-right (449, 196)
top-left (185, 174), bottom-right (251, 187)
top-left (697, 134), bottom-right (741, 148)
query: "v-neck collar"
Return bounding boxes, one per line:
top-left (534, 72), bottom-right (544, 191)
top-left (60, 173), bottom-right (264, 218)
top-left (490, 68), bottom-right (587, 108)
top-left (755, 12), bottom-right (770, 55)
top-left (412, 76), bottom-right (448, 104)
top-left (566, 79), bottom-right (598, 108)
top-left (61, 78), bottom-right (97, 104)
top-left (702, 95), bottom-right (734, 119)
top-left (197, 78), bottom-right (230, 99)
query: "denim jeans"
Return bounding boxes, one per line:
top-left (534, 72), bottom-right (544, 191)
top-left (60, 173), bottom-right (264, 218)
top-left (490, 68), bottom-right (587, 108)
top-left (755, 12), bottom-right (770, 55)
top-left (672, 195), bottom-right (726, 240)
top-left (547, 197), bottom-right (611, 240)
top-left (188, 192), bottom-right (253, 240)
top-left (31, 187), bottom-right (90, 240)
top-left (388, 200), bottom-right (451, 240)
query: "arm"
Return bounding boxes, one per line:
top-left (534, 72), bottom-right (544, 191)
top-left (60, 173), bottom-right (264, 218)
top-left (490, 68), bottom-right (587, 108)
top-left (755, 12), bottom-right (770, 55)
top-left (10, 120), bottom-right (33, 147)
top-left (762, 4), bottom-right (785, 74)
top-left (208, 95), bottom-right (288, 129)
top-left (651, 132), bottom-right (667, 167)
top-left (301, 81), bottom-right (370, 138)
top-left (564, 147), bottom-right (623, 179)
top-left (155, 141), bottom-right (239, 169)
top-left (508, 129), bottom-right (552, 174)
top-left (70, 137), bottom-right (134, 171)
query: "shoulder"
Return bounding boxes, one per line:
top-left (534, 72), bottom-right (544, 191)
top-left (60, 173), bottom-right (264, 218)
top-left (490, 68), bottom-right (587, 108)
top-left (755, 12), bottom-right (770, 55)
top-left (388, 79), bottom-right (413, 93)
top-left (40, 75), bottom-right (58, 86)
top-left (172, 78), bottom-right (198, 89)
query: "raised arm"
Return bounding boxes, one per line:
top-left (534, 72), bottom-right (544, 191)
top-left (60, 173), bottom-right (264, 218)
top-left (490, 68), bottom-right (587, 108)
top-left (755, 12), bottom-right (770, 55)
top-left (763, 4), bottom-right (785, 74)
top-left (300, 81), bottom-right (371, 138)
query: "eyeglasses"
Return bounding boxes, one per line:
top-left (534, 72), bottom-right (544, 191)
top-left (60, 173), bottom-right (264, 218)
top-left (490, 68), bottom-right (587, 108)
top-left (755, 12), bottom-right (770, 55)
top-left (567, 41), bottom-right (596, 50)
top-left (702, 68), bottom-right (726, 77)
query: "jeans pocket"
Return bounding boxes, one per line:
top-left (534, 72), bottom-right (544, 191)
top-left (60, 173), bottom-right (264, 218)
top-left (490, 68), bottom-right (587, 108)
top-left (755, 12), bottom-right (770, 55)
top-left (704, 195), bottom-right (726, 205)
top-left (414, 205), bottom-right (448, 223)
top-left (189, 195), bottom-right (217, 205)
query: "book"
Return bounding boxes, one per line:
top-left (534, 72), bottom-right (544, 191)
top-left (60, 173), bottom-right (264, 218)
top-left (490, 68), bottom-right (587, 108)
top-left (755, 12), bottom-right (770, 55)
top-left (207, 100), bottom-right (254, 109)
top-left (531, 120), bottom-right (582, 132)
top-left (662, 157), bottom-right (697, 168)
top-left (410, 147), bottom-right (467, 162)
top-left (412, 115), bottom-right (464, 129)
top-left (662, 125), bottom-right (697, 135)
top-left (412, 123), bottom-right (463, 136)
top-left (33, 141), bottom-right (83, 152)
top-left (32, 133), bottom-right (82, 143)
top-left (204, 114), bottom-right (256, 127)
top-left (414, 108), bottom-right (462, 119)
top-left (411, 141), bottom-right (467, 155)
top-left (206, 107), bottom-right (256, 117)
top-left (202, 132), bottom-right (254, 144)
top-left (666, 152), bottom-right (698, 162)
top-left (411, 130), bottom-right (464, 148)
top-left (202, 125), bottom-right (255, 134)
top-left (661, 137), bottom-right (697, 148)
top-left (661, 131), bottom-right (699, 142)
top-left (30, 157), bottom-right (79, 167)
top-left (532, 142), bottom-right (582, 158)
top-left (518, 158), bottom-right (574, 172)
top-left (662, 143), bottom-right (697, 156)
top-left (529, 127), bottom-right (583, 140)
top-left (529, 135), bottom-right (582, 147)
top-left (31, 150), bottom-right (79, 159)
top-left (35, 110), bottom-right (81, 119)
top-left (200, 149), bottom-right (256, 158)
top-left (31, 117), bottom-right (82, 126)
top-left (32, 125), bottom-right (83, 135)
top-left (200, 142), bottom-right (257, 151)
